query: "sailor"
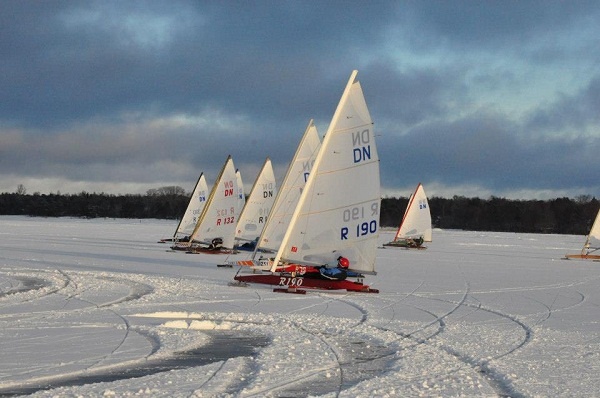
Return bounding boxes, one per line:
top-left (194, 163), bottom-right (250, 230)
top-left (337, 256), bottom-right (350, 268)
top-left (319, 256), bottom-right (350, 280)
top-left (208, 237), bottom-right (223, 250)
top-left (406, 236), bottom-right (424, 248)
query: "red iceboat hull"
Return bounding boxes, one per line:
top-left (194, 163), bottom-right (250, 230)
top-left (233, 273), bottom-right (379, 293)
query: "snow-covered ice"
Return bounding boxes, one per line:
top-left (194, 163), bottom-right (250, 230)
top-left (0, 216), bottom-right (599, 397)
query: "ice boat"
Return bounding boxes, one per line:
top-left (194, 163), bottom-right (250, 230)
top-left (232, 71), bottom-right (380, 293)
top-left (159, 172), bottom-right (208, 243)
top-left (234, 158), bottom-right (277, 251)
top-left (383, 183), bottom-right (432, 249)
top-left (171, 155), bottom-right (241, 254)
top-left (565, 207), bottom-right (600, 260)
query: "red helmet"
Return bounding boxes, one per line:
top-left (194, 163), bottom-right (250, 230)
top-left (337, 256), bottom-right (350, 268)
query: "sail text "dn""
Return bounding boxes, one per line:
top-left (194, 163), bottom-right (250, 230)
top-left (224, 180), bottom-right (234, 197)
top-left (352, 129), bottom-right (371, 163)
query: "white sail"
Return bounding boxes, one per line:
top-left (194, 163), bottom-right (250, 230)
top-left (394, 183), bottom-right (432, 242)
top-left (173, 173), bottom-right (209, 239)
top-left (584, 208), bottom-right (600, 253)
top-left (256, 120), bottom-right (321, 254)
top-left (236, 169), bottom-right (245, 213)
top-left (235, 158), bottom-right (277, 244)
top-left (188, 156), bottom-right (240, 249)
top-left (272, 71), bottom-right (380, 274)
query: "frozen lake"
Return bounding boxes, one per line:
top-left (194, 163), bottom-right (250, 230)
top-left (0, 216), bottom-right (598, 397)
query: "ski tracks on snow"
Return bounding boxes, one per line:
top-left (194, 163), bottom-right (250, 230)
top-left (0, 268), bottom-right (161, 394)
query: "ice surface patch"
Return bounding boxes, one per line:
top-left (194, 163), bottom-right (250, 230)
top-left (132, 311), bottom-right (191, 318)
top-left (189, 320), bottom-right (233, 330)
top-left (162, 319), bottom-right (233, 330)
top-left (134, 311), bottom-right (235, 330)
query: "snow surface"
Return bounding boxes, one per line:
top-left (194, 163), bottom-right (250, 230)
top-left (0, 216), bottom-right (599, 397)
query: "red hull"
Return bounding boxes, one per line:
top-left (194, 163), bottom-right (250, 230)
top-left (233, 273), bottom-right (378, 293)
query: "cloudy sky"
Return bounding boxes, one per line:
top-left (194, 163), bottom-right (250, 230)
top-left (1, 1), bottom-right (599, 199)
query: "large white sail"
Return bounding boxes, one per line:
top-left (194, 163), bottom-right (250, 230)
top-left (256, 120), bottom-right (321, 254)
top-left (394, 183), bottom-right (432, 242)
top-left (235, 158), bottom-right (277, 244)
top-left (173, 173), bottom-right (209, 240)
top-left (273, 71), bottom-right (380, 273)
top-left (188, 156), bottom-right (240, 249)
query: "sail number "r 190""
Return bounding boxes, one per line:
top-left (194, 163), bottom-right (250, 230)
top-left (340, 220), bottom-right (377, 240)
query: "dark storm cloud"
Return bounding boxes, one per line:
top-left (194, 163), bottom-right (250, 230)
top-left (379, 103), bottom-right (600, 195)
top-left (403, 0), bottom-right (599, 49)
top-left (0, 1), bottom-right (398, 129)
top-left (526, 76), bottom-right (600, 134)
top-left (361, 62), bottom-right (469, 130)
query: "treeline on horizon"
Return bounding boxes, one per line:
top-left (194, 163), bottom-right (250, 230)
top-left (0, 186), bottom-right (598, 235)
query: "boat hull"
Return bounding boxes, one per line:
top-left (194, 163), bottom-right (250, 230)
top-left (233, 273), bottom-right (379, 293)
top-left (564, 254), bottom-right (600, 260)
top-left (169, 243), bottom-right (237, 254)
top-left (187, 247), bottom-right (238, 254)
top-left (382, 241), bottom-right (427, 250)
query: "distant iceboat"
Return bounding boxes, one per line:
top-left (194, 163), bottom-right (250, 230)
top-left (159, 173), bottom-right (208, 243)
top-left (234, 158), bottom-right (277, 251)
top-left (171, 155), bottom-right (242, 254)
top-left (383, 183), bottom-right (432, 249)
top-left (564, 207), bottom-right (600, 261)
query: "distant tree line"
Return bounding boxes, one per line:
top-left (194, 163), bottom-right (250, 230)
top-left (0, 186), bottom-right (598, 235)
top-left (381, 195), bottom-right (599, 235)
top-left (0, 186), bottom-right (188, 219)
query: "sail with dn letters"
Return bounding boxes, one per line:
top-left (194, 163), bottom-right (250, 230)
top-left (383, 183), bottom-right (432, 249)
top-left (159, 172), bottom-right (208, 243)
top-left (234, 158), bottom-right (277, 250)
top-left (172, 155), bottom-right (241, 254)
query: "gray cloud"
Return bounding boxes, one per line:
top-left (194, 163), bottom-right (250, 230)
top-left (1, 1), bottom-right (600, 198)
